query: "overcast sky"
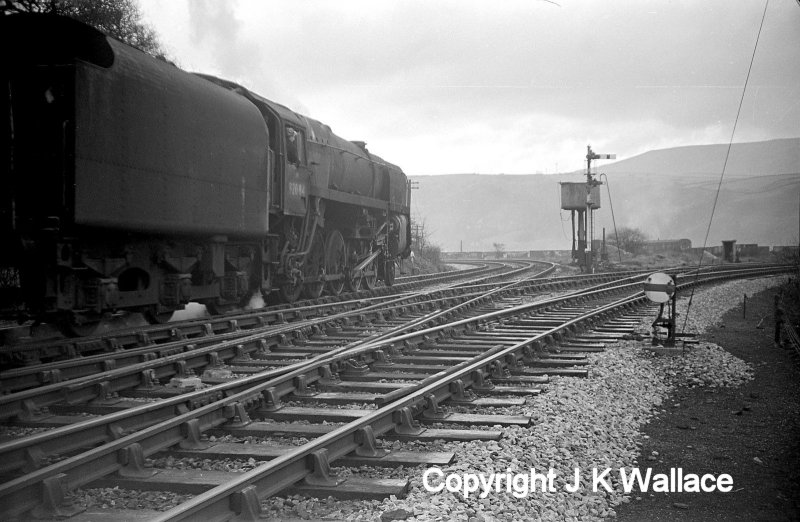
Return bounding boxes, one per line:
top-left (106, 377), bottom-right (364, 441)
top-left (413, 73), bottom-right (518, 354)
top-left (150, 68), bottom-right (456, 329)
top-left (139, 0), bottom-right (800, 175)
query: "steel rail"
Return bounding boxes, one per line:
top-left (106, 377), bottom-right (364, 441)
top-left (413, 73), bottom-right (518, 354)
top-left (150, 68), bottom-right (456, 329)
top-left (0, 265), bottom-right (653, 517)
top-left (0, 265), bottom-right (557, 472)
top-left (0, 263), bottom-right (776, 402)
top-left (451, 259), bottom-right (541, 287)
top-left (155, 265), bottom-right (790, 521)
top-left (0, 265), bottom-right (786, 518)
top-left (0, 264), bottom-right (564, 484)
top-left (0, 261), bottom-right (558, 396)
top-left (0, 262), bottom-right (768, 470)
top-left (0, 259), bottom-right (514, 365)
top-left (0, 261), bottom-right (553, 401)
top-left (0, 286), bottom-right (489, 420)
top-left (393, 260), bottom-right (487, 284)
top-left (0, 290), bottom-right (449, 394)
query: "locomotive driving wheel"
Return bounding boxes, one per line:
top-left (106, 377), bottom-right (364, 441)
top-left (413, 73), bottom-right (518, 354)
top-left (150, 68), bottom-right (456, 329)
top-left (362, 257), bottom-right (378, 291)
top-left (279, 254), bottom-right (303, 303)
top-left (324, 229), bottom-right (346, 296)
top-left (344, 266), bottom-right (362, 292)
top-left (344, 240), bottom-right (362, 292)
top-left (302, 230), bottom-right (325, 300)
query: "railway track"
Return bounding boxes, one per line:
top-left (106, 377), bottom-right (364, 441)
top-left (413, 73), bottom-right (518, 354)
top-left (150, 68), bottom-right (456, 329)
top-left (0, 264), bottom-right (679, 399)
top-left (0, 259), bottom-right (537, 368)
top-left (1, 260), bottom-right (647, 397)
top-left (0, 263), bottom-right (790, 520)
top-left (0, 262), bottom-right (559, 398)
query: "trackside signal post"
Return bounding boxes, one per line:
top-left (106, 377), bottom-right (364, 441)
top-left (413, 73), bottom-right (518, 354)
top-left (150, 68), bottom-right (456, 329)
top-left (645, 272), bottom-right (677, 346)
top-left (559, 145), bottom-right (615, 273)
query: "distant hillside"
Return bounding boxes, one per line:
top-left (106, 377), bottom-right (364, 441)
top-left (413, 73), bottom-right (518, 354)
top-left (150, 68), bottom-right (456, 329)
top-left (410, 138), bottom-right (799, 252)
top-left (594, 138), bottom-right (799, 178)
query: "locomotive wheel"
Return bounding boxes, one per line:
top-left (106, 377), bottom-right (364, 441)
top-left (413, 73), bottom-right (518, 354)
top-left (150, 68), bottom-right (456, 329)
top-left (344, 241), bottom-right (362, 292)
top-left (362, 258), bottom-right (378, 291)
top-left (344, 266), bottom-right (362, 292)
top-left (324, 230), bottom-right (346, 296)
top-left (302, 231), bottom-right (325, 300)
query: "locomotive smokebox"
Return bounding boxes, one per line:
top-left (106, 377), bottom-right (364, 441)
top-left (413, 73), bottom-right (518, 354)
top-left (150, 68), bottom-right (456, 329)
top-left (559, 182), bottom-right (601, 211)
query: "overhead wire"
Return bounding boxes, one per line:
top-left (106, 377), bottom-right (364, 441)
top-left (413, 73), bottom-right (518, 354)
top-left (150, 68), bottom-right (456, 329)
top-left (599, 173), bottom-right (622, 263)
top-left (681, 0), bottom-right (770, 334)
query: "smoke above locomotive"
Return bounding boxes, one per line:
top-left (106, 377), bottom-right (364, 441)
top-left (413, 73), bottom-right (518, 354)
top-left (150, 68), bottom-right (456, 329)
top-left (0, 14), bottom-right (411, 333)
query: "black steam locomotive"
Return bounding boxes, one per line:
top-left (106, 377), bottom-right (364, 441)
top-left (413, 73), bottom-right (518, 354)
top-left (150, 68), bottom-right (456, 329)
top-left (0, 15), bottom-right (411, 332)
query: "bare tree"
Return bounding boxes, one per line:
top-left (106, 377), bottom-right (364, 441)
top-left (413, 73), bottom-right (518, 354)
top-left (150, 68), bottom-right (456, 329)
top-left (492, 242), bottom-right (505, 259)
top-left (2, 0), bottom-right (167, 58)
top-left (610, 226), bottom-right (648, 255)
top-left (409, 215), bottom-right (445, 267)
top-left (410, 215), bottom-right (428, 253)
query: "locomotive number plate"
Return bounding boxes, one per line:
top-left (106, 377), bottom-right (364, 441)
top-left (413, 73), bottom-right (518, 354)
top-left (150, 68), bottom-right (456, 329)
top-left (288, 182), bottom-right (307, 197)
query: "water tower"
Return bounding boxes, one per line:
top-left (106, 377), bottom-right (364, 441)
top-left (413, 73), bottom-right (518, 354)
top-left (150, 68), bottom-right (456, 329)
top-left (560, 145), bottom-right (614, 272)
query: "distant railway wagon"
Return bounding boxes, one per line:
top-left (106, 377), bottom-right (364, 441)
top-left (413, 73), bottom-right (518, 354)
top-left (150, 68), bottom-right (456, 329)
top-left (0, 14), bottom-right (410, 333)
top-left (641, 239), bottom-right (692, 254)
top-left (738, 244), bottom-right (769, 257)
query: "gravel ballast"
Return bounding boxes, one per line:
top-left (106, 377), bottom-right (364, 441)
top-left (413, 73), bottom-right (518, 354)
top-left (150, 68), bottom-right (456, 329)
top-left (61, 276), bottom-right (787, 520)
top-left (258, 276), bottom-right (786, 521)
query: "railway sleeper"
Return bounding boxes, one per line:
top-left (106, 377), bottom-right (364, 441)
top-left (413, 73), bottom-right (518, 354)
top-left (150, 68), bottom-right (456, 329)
top-left (593, 326), bottom-right (636, 333)
top-left (526, 357), bottom-right (590, 367)
top-left (48, 399), bottom-right (143, 416)
top-left (573, 333), bottom-right (626, 342)
top-left (316, 379), bottom-right (535, 398)
top-left (455, 334), bottom-right (542, 343)
top-left (257, 406), bottom-right (530, 427)
top-left (537, 352), bottom-right (587, 360)
top-left (7, 413), bottom-right (88, 428)
top-left (556, 342), bottom-right (606, 352)
top-left (88, 468), bottom-right (410, 500)
top-left (121, 383), bottom-right (199, 399)
top-left (160, 443), bottom-right (454, 469)
top-left (371, 363), bottom-right (449, 373)
top-left (214, 422), bottom-right (503, 442)
top-left (290, 391), bottom-right (537, 408)
top-left (319, 381), bottom-right (411, 393)
top-left (410, 348), bottom-right (501, 357)
top-left (515, 367), bottom-right (589, 378)
top-left (387, 355), bottom-right (472, 365)
top-left (341, 371), bottom-right (430, 381)
top-left (30, 473), bottom-right (85, 519)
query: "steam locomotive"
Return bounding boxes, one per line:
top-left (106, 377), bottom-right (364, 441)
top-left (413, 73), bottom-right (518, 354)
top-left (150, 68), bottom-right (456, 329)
top-left (0, 15), bottom-right (411, 333)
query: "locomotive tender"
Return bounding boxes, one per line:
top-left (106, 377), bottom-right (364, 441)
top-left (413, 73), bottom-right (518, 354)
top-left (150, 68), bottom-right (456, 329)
top-left (1, 15), bottom-right (411, 331)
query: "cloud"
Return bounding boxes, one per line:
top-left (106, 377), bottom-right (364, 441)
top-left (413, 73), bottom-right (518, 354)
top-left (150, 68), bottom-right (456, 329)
top-left (138, 0), bottom-right (800, 175)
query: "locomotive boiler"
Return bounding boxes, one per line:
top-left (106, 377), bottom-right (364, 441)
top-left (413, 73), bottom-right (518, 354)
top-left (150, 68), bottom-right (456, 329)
top-left (0, 14), bottom-right (410, 333)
